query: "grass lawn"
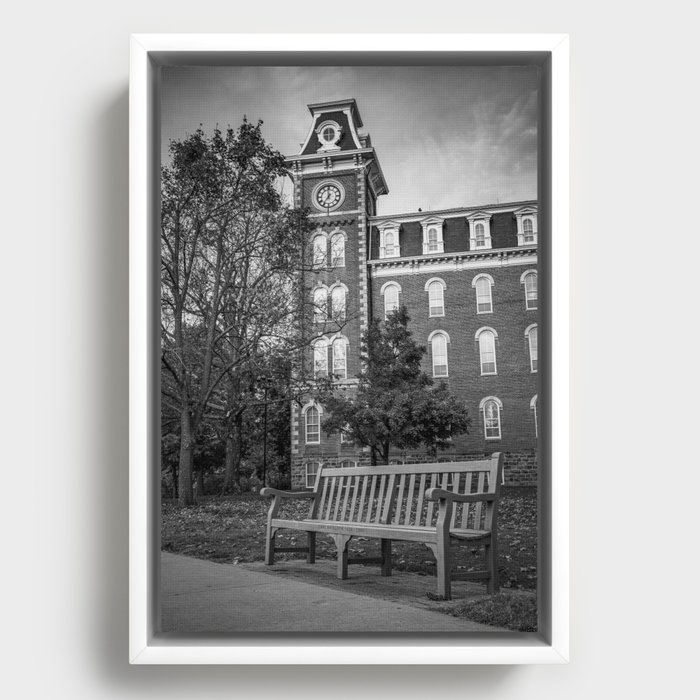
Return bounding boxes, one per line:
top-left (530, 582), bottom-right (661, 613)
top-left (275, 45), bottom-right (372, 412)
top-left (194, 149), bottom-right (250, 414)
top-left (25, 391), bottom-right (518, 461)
top-left (162, 486), bottom-right (537, 630)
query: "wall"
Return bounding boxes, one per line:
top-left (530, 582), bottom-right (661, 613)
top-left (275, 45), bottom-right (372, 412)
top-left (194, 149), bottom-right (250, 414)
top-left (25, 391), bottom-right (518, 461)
top-left (9, 2), bottom-right (699, 699)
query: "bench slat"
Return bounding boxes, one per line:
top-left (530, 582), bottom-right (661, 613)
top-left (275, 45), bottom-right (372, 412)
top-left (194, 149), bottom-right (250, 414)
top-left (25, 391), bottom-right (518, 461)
top-left (403, 473), bottom-right (416, 526)
top-left (425, 473), bottom-right (438, 526)
top-left (394, 474), bottom-right (406, 525)
top-left (415, 473), bottom-right (427, 527)
top-left (349, 474), bottom-right (359, 521)
top-left (357, 474), bottom-right (369, 521)
top-left (381, 473), bottom-right (396, 523)
top-left (325, 477), bottom-right (336, 520)
top-left (365, 475), bottom-right (378, 523)
top-left (474, 471), bottom-right (486, 528)
top-left (340, 475), bottom-right (351, 521)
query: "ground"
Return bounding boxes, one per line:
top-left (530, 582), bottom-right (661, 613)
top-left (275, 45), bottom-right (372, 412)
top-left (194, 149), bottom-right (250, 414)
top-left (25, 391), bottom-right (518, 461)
top-left (161, 486), bottom-right (537, 631)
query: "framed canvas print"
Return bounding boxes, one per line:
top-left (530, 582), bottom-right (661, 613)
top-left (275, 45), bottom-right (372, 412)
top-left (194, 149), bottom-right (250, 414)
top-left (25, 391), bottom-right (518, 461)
top-left (129, 33), bottom-right (569, 664)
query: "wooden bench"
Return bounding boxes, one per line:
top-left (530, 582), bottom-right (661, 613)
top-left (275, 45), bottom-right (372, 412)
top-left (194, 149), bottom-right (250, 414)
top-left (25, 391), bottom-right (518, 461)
top-left (260, 453), bottom-right (503, 600)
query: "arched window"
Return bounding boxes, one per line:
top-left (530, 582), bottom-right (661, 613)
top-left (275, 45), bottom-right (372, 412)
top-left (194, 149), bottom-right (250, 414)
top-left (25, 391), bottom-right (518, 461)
top-left (526, 324), bottom-right (538, 372)
top-left (523, 218), bottom-right (535, 242)
top-left (313, 287), bottom-right (327, 322)
top-left (305, 407), bottom-right (321, 444)
top-left (427, 226), bottom-right (439, 252)
top-left (332, 337), bottom-right (347, 379)
top-left (531, 395), bottom-right (538, 438)
top-left (330, 233), bottom-right (345, 267)
top-left (430, 331), bottom-right (449, 377)
top-left (426, 278), bottom-right (446, 317)
top-left (305, 461), bottom-right (320, 488)
top-left (522, 270), bottom-right (537, 310)
top-left (340, 460), bottom-right (357, 468)
top-left (473, 274), bottom-right (494, 314)
top-left (475, 222), bottom-right (486, 247)
top-left (312, 339), bottom-right (328, 378)
top-left (385, 230), bottom-right (396, 257)
top-left (480, 397), bottom-right (502, 440)
top-left (381, 282), bottom-right (400, 319)
top-left (312, 235), bottom-right (326, 266)
top-left (330, 286), bottom-right (346, 321)
top-left (476, 328), bottom-right (498, 375)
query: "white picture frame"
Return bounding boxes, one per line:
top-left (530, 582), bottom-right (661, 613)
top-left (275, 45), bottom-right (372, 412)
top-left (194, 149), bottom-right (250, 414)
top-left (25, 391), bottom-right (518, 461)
top-left (129, 32), bottom-right (569, 665)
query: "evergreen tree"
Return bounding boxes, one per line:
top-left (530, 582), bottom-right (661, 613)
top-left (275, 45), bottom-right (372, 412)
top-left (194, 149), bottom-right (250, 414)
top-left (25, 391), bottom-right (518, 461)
top-left (316, 308), bottom-right (470, 465)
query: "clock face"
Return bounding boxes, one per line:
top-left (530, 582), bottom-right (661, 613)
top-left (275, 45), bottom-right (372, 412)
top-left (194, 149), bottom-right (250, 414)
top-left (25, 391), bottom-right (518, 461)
top-left (316, 184), bottom-right (341, 209)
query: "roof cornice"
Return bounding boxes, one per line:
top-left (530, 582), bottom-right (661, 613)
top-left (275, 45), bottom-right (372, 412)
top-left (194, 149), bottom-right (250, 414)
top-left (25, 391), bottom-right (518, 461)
top-left (370, 200), bottom-right (538, 225)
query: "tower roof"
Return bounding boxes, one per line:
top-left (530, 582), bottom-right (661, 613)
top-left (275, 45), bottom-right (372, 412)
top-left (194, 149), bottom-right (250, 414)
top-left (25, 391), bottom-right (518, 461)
top-left (307, 98), bottom-right (364, 127)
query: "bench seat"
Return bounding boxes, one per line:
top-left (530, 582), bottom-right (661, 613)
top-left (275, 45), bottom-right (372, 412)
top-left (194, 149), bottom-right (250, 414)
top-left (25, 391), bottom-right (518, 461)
top-left (271, 518), bottom-right (491, 543)
top-left (261, 453), bottom-right (503, 600)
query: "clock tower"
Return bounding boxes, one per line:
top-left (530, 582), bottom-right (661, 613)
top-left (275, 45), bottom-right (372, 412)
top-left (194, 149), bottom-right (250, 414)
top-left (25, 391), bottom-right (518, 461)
top-left (286, 99), bottom-right (389, 487)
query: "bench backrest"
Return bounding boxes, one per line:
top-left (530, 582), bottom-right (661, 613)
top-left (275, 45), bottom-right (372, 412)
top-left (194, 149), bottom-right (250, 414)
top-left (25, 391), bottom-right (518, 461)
top-left (309, 453), bottom-right (503, 532)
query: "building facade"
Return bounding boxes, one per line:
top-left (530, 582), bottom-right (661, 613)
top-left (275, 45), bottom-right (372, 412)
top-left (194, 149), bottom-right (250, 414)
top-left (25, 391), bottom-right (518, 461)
top-left (286, 99), bottom-right (539, 488)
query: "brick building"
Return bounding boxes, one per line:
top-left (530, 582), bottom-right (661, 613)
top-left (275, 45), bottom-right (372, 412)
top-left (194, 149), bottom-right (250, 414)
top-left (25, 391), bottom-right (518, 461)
top-left (286, 99), bottom-right (539, 488)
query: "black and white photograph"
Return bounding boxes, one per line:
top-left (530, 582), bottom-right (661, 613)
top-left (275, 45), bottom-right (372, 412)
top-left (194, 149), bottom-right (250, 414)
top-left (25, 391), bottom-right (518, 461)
top-left (159, 64), bottom-right (541, 635)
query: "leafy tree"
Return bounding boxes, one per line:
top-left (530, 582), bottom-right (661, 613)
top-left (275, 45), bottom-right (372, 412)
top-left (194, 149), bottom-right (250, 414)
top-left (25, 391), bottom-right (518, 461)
top-left (316, 308), bottom-right (471, 465)
top-left (161, 120), bottom-right (315, 504)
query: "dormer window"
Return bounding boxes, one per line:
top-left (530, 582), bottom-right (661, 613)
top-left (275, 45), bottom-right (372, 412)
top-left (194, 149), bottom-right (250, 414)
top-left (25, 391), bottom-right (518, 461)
top-left (316, 120), bottom-right (342, 152)
top-left (467, 212), bottom-right (492, 250)
top-left (378, 222), bottom-right (401, 259)
top-left (515, 206), bottom-right (538, 246)
top-left (420, 218), bottom-right (444, 255)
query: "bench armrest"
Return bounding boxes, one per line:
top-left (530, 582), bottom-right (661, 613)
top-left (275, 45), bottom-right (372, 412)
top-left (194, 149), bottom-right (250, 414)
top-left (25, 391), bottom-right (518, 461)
top-left (425, 488), bottom-right (497, 504)
top-left (260, 487), bottom-right (317, 499)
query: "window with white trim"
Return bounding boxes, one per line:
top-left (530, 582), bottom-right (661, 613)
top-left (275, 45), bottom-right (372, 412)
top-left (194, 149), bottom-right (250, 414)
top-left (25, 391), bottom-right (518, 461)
top-left (385, 230), bottom-right (396, 257)
top-left (475, 223), bottom-right (486, 248)
top-left (330, 233), bottom-right (345, 267)
top-left (467, 213), bottom-right (493, 250)
top-left (383, 282), bottom-right (400, 319)
top-left (421, 219), bottom-right (445, 255)
top-left (305, 461), bottom-right (320, 488)
top-left (430, 332), bottom-right (449, 377)
top-left (312, 235), bottom-right (326, 266)
top-left (313, 287), bottom-right (327, 323)
top-left (531, 395), bottom-right (538, 438)
top-left (473, 274), bottom-right (494, 314)
top-left (480, 397), bottom-right (502, 440)
top-left (340, 460), bottom-right (357, 468)
top-left (378, 225), bottom-right (400, 259)
top-left (476, 328), bottom-right (497, 375)
top-left (526, 324), bottom-right (538, 372)
top-left (425, 278), bottom-right (446, 317)
top-left (332, 337), bottom-right (347, 379)
top-left (330, 286), bottom-right (346, 321)
top-left (523, 218), bottom-right (535, 243)
top-left (339, 424), bottom-right (351, 444)
top-left (427, 227), bottom-right (440, 252)
top-left (521, 270), bottom-right (538, 310)
top-left (305, 407), bottom-right (320, 444)
top-left (515, 208), bottom-right (538, 246)
top-left (313, 339), bottom-right (328, 379)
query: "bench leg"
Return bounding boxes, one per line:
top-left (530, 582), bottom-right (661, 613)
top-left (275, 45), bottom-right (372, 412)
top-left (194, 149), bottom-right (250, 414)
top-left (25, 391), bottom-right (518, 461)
top-left (265, 526), bottom-right (277, 566)
top-left (380, 539), bottom-right (392, 576)
top-left (307, 532), bottom-right (316, 564)
top-left (485, 537), bottom-right (499, 594)
top-left (332, 535), bottom-right (350, 579)
top-left (434, 536), bottom-right (452, 600)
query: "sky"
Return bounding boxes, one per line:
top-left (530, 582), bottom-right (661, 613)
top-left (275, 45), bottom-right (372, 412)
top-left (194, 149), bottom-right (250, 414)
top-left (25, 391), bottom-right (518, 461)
top-left (161, 65), bottom-right (538, 216)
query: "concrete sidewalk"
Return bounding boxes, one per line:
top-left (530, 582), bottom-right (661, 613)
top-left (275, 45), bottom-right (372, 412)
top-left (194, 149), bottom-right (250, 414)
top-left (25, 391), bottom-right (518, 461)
top-left (161, 552), bottom-right (503, 633)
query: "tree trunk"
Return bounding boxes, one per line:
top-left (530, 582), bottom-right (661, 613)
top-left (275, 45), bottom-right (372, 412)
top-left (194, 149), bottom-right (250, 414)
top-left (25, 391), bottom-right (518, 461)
top-left (171, 461), bottom-right (179, 499)
top-left (178, 405), bottom-right (195, 505)
top-left (221, 409), bottom-right (244, 493)
top-left (195, 469), bottom-right (205, 497)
